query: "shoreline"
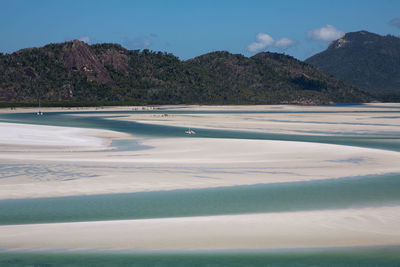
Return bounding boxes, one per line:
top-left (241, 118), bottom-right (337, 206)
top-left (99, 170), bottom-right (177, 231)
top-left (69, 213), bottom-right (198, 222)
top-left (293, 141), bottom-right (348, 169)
top-left (1, 102), bottom-right (400, 114)
top-left (0, 119), bottom-right (400, 199)
top-left (0, 122), bottom-right (131, 151)
top-left (0, 105), bottom-right (399, 254)
top-left (0, 206), bottom-right (399, 251)
top-left (1, 136), bottom-right (399, 199)
top-left (2, 244), bottom-right (399, 254)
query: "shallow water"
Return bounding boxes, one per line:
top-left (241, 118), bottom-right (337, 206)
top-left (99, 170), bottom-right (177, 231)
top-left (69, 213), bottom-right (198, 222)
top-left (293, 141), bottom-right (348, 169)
top-left (1, 107), bottom-right (400, 265)
top-left (1, 173), bottom-right (399, 225)
top-left (1, 246), bottom-right (400, 267)
top-left (1, 110), bottom-right (400, 151)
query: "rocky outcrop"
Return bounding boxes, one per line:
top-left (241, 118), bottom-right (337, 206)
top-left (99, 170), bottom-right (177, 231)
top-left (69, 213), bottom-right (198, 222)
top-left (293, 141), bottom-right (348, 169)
top-left (62, 40), bottom-right (113, 84)
top-left (99, 49), bottom-right (131, 74)
top-left (0, 39), bottom-right (375, 105)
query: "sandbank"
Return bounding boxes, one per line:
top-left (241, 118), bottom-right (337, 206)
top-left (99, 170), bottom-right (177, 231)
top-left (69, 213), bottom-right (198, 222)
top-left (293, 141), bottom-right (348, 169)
top-left (0, 104), bottom-right (400, 199)
top-left (98, 105), bottom-right (400, 136)
top-left (0, 120), bottom-right (400, 199)
top-left (1, 206), bottom-right (399, 251)
top-left (0, 122), bottom-right (130, 150)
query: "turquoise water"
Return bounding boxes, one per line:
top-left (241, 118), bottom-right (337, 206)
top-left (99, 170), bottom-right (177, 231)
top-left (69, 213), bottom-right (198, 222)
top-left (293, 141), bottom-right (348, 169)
top-left (1, 111), bottom-right (400, 151)
top-left (1, 173), bottom-right (399, 225)
top-left (1, 108), bottom-right (400, 265)
top-left (1, 247), bottom-right (400, 266)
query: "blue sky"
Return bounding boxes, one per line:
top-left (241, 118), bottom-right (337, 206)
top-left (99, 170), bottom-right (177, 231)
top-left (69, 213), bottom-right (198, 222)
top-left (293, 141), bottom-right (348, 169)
top-left (1, 0), bottom-right (399, 60)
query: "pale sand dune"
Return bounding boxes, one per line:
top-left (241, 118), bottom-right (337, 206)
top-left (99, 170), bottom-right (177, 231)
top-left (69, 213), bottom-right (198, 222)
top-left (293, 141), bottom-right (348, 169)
top-left (1, 206), bottom-right (399, 251)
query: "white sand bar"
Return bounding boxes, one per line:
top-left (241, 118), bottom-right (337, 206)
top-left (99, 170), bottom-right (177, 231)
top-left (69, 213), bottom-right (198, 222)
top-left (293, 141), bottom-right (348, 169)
top-left (0, 137), bottom-right (400, 199)
top-left (106, 105), bottom-right (400, 136)
top-left (1, 206), bottom-right (399, 251)
top-left (0, 122), bottom-right (130, 150)
top-left (1, 121), bottom-right (400, 199)
top-left (1, 104), bottom-right (400, 199)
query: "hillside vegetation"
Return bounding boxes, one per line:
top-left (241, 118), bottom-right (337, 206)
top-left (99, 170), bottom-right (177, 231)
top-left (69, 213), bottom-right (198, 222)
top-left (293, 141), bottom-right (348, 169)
top-left (0, 40), bottom-right (373, 106)
top-left (306, 31), bottom-right (400, 101)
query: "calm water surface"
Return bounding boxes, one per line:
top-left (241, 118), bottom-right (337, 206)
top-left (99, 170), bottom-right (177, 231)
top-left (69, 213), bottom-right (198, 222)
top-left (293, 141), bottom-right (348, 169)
top-left (1, 110), bottom-right (400, 151)
top-left (1, 247), bottom-right (400, 267)
top-left (1, 107), bottom-right (400, 266)
top-left (0, 173), bottom-right (399, 225)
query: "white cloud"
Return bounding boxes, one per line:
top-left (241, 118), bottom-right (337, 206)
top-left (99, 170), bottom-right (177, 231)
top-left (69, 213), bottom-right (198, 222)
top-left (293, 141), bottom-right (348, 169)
top-left (247, 33), bottom-right (295, 53)
top-left (389, 17), bottom-right (400, 28)
top-left (247, 33), bottom-right (274, 52)
top-left (275, 38), bottom-right (295, 49)
top-left (79, 36), bottom-right (90, 43)
top-left (307, 24), bottom-right (344, 42)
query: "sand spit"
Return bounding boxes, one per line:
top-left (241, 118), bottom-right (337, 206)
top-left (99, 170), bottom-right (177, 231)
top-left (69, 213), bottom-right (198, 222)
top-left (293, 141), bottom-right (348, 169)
top-left (0, 122), bottom-right (131, 150)
top-left (0, 104), bottom-right (399, 199)
top-left (0, 136), bottom-right (400, 199)
top-left (99, 105), bottom-right (400, 136)
top-left (1, 206), bottom-right (399, 251)
top-left (0, 118), bottom-right (400, 199)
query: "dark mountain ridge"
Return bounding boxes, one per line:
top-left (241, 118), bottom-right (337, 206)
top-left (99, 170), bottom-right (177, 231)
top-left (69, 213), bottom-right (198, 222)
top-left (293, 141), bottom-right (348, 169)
top-left (306, 31), bottom-right (400, 100)
top-left (0, 40), bottom-right (373, 106)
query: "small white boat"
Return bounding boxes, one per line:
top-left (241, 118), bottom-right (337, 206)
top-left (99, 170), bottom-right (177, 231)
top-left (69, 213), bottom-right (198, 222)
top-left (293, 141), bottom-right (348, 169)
top-left (185, 128), bottom-right (196, 135)
top-left (36, 99), bottom-right (43, 115)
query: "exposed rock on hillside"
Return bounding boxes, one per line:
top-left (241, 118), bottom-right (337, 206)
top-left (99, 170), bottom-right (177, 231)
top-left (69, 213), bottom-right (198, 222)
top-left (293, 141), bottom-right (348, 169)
top-left (0, 40), bottom-right (374, 105)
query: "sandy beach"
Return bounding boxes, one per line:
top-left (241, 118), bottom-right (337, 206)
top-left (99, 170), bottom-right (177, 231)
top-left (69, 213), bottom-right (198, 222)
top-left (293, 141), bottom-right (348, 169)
top-left (0, 122), bottom-right (399, 199)
top-left (5, 103), bottom-right (400, 135)
top-left (1, 206), bottom-right (399, 251)
top-left (100, 104), bottom-right (400, 136)
top-left (0, 122), bottom-right (131, 150)
top-left (2, 1), bottom-right (400, 262)
top-left (0, 104), bottom-right (399, 252)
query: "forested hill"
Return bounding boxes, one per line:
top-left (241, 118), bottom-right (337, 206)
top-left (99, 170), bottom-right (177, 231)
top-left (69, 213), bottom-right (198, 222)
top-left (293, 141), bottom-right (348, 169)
top-left (306, 31), bottom-right (400, 101)
top-left (0, 40), bottom-right (373, 106)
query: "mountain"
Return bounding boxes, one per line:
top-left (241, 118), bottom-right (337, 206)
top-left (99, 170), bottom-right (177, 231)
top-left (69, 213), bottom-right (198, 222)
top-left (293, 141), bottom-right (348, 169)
top-left (0, 40), bottom-right (373, 106)
top-left (306, 31), bottom-right (400, 100)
